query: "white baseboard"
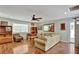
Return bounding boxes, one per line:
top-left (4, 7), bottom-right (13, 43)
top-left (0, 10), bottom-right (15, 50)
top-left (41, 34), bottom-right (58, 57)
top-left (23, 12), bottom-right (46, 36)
top-left (60, 40), bottom-right (75, 44)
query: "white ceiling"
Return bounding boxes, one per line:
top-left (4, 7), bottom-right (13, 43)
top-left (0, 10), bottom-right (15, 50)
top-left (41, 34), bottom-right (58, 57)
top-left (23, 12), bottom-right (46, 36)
top-left (0, 5), bottom-right (77, 22)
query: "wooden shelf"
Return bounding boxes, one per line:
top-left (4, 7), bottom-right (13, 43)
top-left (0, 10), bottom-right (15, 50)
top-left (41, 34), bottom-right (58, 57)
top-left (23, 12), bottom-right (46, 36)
top-left (0, 25), bottom-right (12, 44)
top-left (31, 27), bottom-right (37, 36)
top-left (0, 33), bottom-right (6, 35)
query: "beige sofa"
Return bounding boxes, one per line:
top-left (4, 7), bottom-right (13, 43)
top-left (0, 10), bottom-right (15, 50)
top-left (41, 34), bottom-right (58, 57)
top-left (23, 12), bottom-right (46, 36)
top-left (34, 32), bottom-right (60, 51)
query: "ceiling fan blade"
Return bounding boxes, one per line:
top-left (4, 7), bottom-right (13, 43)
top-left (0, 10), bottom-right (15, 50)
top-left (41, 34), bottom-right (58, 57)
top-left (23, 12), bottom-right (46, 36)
top-left (32, 15), bottom-right (42, 21)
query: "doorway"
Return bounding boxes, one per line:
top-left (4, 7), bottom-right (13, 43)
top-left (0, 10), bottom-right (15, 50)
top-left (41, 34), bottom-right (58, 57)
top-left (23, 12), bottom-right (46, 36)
top-left (70, 22), bottom-right (75, 43)
top-left (69, 21), bottom-right (75, 53)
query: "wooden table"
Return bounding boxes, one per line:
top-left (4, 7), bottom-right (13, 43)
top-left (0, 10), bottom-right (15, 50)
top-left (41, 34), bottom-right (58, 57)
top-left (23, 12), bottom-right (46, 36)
top-left (28, 36), bottom-right (37, 46)
top-left (27, 36), bottom-right (37, 53)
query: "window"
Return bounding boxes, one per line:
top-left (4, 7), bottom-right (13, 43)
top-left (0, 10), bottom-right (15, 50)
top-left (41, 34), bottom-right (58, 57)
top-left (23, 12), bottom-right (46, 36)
top-left (43, 25), bottom-right (49, 31)
top-left (13, 23), bottom-right (28, 33)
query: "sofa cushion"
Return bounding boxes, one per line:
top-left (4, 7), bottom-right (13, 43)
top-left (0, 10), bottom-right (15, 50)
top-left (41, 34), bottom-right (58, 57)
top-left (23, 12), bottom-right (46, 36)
top-left (38, 33), bottom-right (47, 41)
top-left (34, 38), bottom-right (46, 46)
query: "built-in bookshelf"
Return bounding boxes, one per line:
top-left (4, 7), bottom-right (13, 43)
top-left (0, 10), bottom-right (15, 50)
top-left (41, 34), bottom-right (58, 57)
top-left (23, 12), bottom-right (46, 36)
top-left (0, 21), bottom-right (12, 44)
top-left (30, 22), bottom-right (38, 36)
top-left (31, 27), bottom-right (37, 36)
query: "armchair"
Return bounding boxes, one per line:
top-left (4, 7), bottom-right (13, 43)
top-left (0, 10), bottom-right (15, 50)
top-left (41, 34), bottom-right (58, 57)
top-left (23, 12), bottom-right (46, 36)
top-left (13, 33), bottom-right (23, 42)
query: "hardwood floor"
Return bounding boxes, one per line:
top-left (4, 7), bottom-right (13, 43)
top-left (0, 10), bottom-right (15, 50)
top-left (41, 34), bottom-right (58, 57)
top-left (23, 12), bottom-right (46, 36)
top-left (0, 43), bottom-right (13, 54)
top-left (28, 42), bottom-right (70, 54)
top-left (0, 41), bottom-right (71, 54)
top-left (75, 47), bottom-right (79, 54)
top-left (0, 42), bottom-right (26, 54)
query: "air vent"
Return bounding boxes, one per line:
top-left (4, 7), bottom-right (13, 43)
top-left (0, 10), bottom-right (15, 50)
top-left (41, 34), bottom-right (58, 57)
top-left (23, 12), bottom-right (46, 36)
top-left (69, 5), bottom-right (79, 11)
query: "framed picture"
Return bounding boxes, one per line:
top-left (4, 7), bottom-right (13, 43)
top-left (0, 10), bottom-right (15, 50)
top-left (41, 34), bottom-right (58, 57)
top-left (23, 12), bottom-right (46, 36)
top-left (61, 23), bottom-right (65, 30)
top-left (6, 26), bottom-right (12, 31)
top-left (49, 23), bottom-right (54, 32)
top-left (43, 23), bottom-right (54, 32)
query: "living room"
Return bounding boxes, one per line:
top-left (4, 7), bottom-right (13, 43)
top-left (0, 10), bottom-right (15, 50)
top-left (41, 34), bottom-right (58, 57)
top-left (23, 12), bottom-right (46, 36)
top-left (0, 5), bottom-right (77, 54)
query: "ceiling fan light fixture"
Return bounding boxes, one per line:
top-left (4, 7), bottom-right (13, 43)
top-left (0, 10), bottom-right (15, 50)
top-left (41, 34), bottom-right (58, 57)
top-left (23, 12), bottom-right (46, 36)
top-left (31, 14), bottom-right (42, 21)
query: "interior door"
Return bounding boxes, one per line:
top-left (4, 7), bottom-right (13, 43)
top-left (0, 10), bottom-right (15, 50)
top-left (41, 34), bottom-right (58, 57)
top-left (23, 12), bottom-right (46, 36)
top-left (75, 20), bottom-right (79, 47)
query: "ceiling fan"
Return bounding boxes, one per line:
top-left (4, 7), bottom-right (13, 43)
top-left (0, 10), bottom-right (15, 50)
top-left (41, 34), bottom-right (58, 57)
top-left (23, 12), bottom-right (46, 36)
top-left (73, 16), bottom-right (79, 19)
top-left (32, 15), bottom-right (42, 21)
